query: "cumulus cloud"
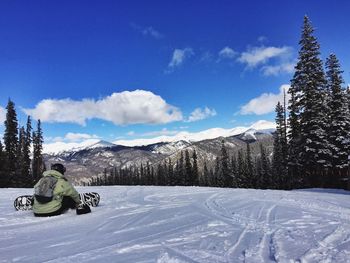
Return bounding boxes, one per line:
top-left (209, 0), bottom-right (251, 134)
top-left (143, 128), bottom-right (179, 137)
top-left (24, 90), bottom-right (183, 126)
top-left (168, 48), bottom-right (194, 68)
top-left (47, 133), bottom-right (100, 143)
top-left (130, 23), bottom-right (163, 39)
top-left (238, 46), bottom-right (292, 68)
top-left (187, 107), bottom-right (217, 122)
top-left (0, 106), bottom-right (5, 125)
top-left (262, 62), bottom-right (295, 76)
top-left (218, 46), bottom-right (237, 59)
top-left (239, 84), bottom-right (291, 115)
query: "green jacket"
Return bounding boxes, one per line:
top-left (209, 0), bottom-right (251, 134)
top-left (33, 170), bottom-right (80, 215)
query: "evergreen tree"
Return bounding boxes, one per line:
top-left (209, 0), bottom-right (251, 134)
top-left (179, 151), bottom-right (185, 185)
top-left (325, 53), bottom-right (350, 187)
top-left (259, 144), bottom-right (271, 189)
top-left (202, 162), bottom-right (209, 186)
top-left (231, 155), bottom-right (238, 188)
top-left (32, 120), bottom-right (45, 183)
top-left (168, 158), bottom-right (174, 186)
top-left (245, 143), bottom-right (254, 188)
top-left (219, 140), bottom-right (230, 187)
top-left (192, 150), bottom-right (199, 185)
top-left (273, 102), bottom-right (289, 189)
top-left (4, 99), bottom-right (19, 186)
top-left (0, 140), bottom-right (5, 187)
top-left (185, 150), bottom-right (192, 185)
top-left (23, 116), bottom-right (32, 186)
top-left (289, 16), bottom-right (331, 187)
top-left (237, 149), bottom-right (245, 187)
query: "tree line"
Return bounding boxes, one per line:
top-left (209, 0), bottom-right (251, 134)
top-left (92, 16), bottom-right (350, 190)
top-left (89, 141), bottom-right (281, 189)
top-left (0, 99), bottom-right (45, 188)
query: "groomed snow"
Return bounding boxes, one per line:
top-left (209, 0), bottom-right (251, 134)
top-left (1, 186), bottom-right (350, 262)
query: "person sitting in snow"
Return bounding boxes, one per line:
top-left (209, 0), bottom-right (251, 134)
top-left (33, 163), bottom-right (90, 217)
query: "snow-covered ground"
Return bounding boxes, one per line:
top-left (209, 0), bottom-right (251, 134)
top-left (1, 186), bottom-right (350, 262)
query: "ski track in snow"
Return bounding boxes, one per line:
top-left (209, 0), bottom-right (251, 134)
top-left (1, 186), bottom-right (350, 262)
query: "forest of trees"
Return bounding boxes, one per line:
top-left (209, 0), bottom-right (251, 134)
top-left (0, 99), bottom-right (45, 188)
top-left (91, 16), bottom-right (350, 190)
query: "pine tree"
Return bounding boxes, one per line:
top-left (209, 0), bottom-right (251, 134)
top-left (202, 162), bottom-right (209, 186)
top-left (0, 140), bottom-right (5, 187)
top-left (192, 150), bottom-right (199, 185)
top-left (289, 16), bottom-right (331, 187)
top-left (32, 120), bottom-right (45, 183)
top-left (168, 158), bottom-right (174, 186)
top-left (245, 143), bottom-right (254, 188)
top-left (237, 149), bottom-right (245, 188)
top-left (23, 116), bottom-right (32, 186)
top-left (231, 155), bottom-right (238, 188)
top-left (4, 99), bottom-right (19, 187)
top-left (219, 140), bottom-right (230, 187)
top-left (325, 54), bottom-right (350, 187)
top-left (259, 144), bottom-right (271, 189)
top-left (273, 102), bottom-right (289, 189)
top-left (179, 151), bottom-right (185, 185)
top-left (185, 150), bottom-right (192, 185)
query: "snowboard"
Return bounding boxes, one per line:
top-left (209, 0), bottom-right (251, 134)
top-left (14, 192), bottom-right (100, 211)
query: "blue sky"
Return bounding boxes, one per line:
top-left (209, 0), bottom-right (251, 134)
top-left (0, 0), bottom-right (349, 145)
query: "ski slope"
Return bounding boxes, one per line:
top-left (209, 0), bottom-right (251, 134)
top-left (1, 186), bottom-right (350, 262)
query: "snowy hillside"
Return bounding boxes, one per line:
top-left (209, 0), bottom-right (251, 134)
top-left (1, 186), bottom-right (350, 262)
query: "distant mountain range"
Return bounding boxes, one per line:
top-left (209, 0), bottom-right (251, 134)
top-left (44, 124), bottom-right (275, 185)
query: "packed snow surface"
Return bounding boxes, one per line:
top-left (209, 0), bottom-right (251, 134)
top-left (1, 186), bottom-right (350, 262)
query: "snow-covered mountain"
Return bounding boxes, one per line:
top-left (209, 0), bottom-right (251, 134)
top-left (113, 120), bottom-right (275, 147)
top-left (2, 186), bottom-right (350, 262)
top-left (43, 120), bottom-right (275, 155)
top-left (44, 128), bottom-right (274, 185)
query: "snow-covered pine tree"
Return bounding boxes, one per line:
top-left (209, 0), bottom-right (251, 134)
top-left (289, 16), bottom-right (331, 187)
top-left (325, 54), bottom-right (350, 188)
top-left (4, 99), bottom-right (19, 187)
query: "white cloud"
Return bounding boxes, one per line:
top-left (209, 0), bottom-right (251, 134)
top-left (168, 48), bottom-right (194, 68)
top-left (262, 62), bottom-right (295, 76)
top-left (143, 128), bottom-right (179, 137)
top-left (142, 26), bottom-right (163, 39)
top-left (218, 46), bottom-right (237, 59)
top-left (130, 23), bottom-right (163, 39)
top-left (127, 131), bottom-right (135, 136)
top-left (24, 90), bottom-right (183, 126)
top-left (258, 36), bottom-right (268, 43)
top-left (187, 107), bottom-right (217, 122)
top-left (65, 133), bottom-right (100, 142)
top-left (0, 106), bottom-right (5, 125)
top-left (238, 46), bottom-right (292, 68)
top-left (239, 84), bottom-right (291, 115)
top-left (47, 133), bottom-right (100, 143)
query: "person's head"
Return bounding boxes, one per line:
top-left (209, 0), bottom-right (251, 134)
top-left (51, 163), bottom-right (66, 175)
